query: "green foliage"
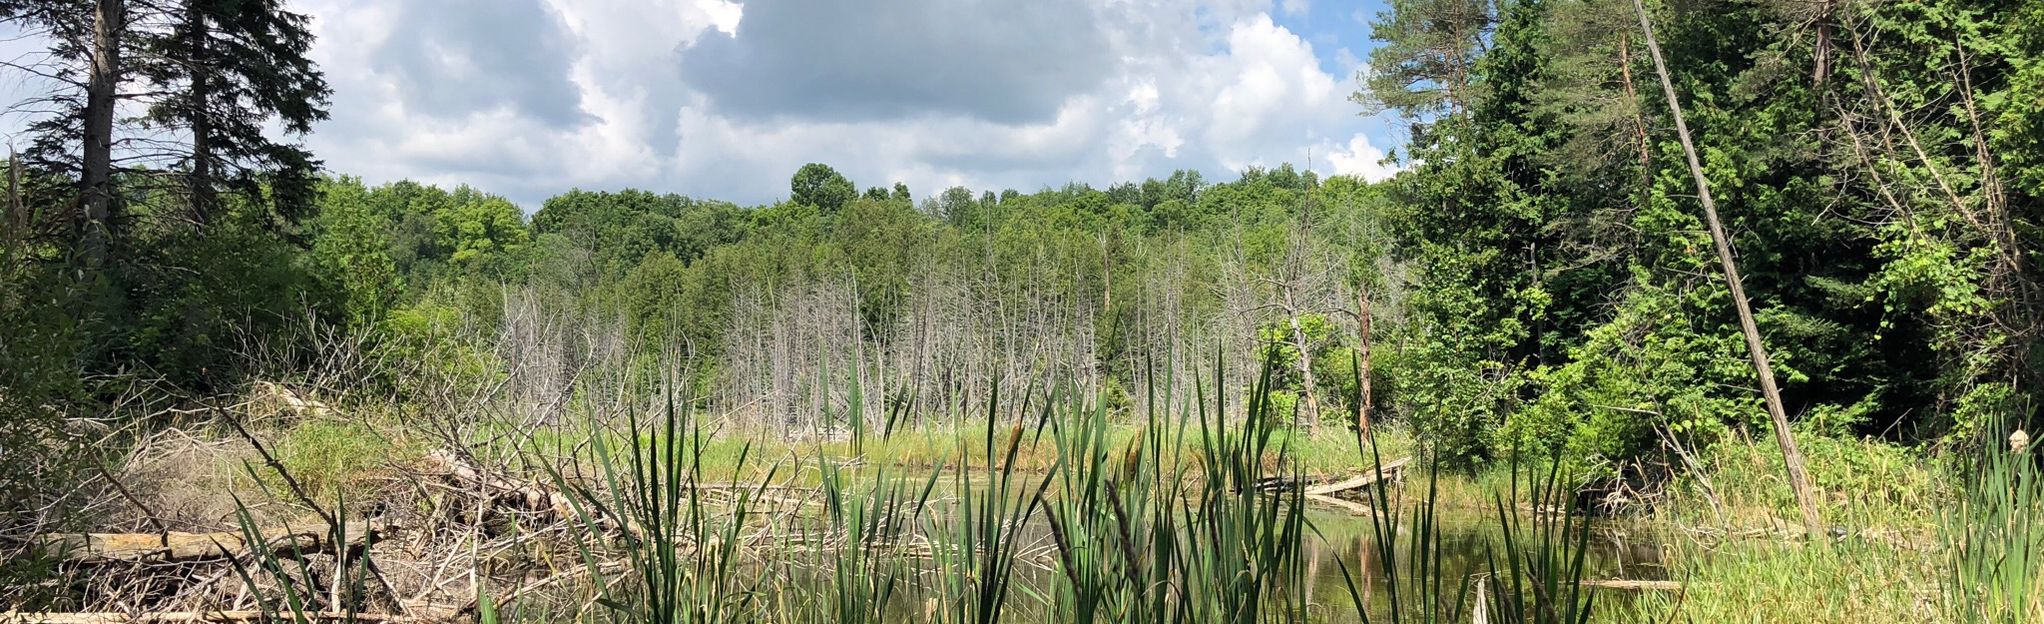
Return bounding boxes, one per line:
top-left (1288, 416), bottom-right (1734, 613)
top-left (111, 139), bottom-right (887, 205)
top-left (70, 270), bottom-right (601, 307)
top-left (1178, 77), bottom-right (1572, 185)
top-left (309, 176), bottom-right (402, 325)
top-left (435, 192), bottom-right (527, 269)
top-left (1363, 0), bottom-right (2044, 471)
top-left (1360, 0), bottom-right (1494, 119)
top-left (790, 162), bottom-right (856, 213)
top-left (371, 302), bottom-right (501, 396)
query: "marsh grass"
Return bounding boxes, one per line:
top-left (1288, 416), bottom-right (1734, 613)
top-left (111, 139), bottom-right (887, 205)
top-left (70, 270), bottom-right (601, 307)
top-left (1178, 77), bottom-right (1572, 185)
top-left (216, 351), bottom-right (1601, 624)
top-left (529, 352), bottom-right (1602, 624)
top-left (1610, 421), bottom-right (2040, 624)
top-left (1668, 433), bottom-right (1943, 535)
top-left (1941, 421), bottom-right (2043, 623)
top-left (1619, 535), bottom-right (1940, 623)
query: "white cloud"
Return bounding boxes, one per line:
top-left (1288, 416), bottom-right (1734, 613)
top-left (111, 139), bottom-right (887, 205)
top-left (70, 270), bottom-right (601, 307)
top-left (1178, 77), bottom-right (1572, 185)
top-left (1326, 133), bottom-right (1399, 182)
top-left (2, 0), bottom-right (1400, 208)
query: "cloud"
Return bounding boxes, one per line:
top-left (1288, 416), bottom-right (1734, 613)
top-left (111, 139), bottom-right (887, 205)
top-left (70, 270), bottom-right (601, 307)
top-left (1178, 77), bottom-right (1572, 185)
top-left (0, 0), bottom-right (1402, 208)
top-left (677, 0), bottom-right (1113, 125)
top-left (373, 0), bottom-right (591, 128)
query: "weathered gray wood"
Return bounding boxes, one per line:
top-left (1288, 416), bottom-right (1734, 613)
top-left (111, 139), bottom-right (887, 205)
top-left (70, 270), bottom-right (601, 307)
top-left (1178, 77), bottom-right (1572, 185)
top-left (35, 519), bottom-right (387, 564)
top-left (1303, 457), bottom-right (1412, 496)
top-left (1, 611), bottom-right (433, 623)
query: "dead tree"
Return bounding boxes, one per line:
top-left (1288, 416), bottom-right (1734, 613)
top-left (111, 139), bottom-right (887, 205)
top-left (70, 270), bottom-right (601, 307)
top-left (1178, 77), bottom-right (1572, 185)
top-left (1632, 0), bottom-right (1824, 538)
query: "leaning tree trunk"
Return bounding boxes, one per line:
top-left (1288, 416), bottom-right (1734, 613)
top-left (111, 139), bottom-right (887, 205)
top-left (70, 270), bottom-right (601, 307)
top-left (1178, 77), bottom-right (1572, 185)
top-left (80, 0), bottom-right (124, 267)
top-left (1632, 0), bottom-right (1825, 538)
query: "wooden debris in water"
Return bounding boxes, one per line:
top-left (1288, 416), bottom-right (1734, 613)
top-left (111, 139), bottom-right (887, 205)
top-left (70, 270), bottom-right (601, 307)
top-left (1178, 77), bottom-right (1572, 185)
top-left (1254, 456), bottom-right (1411, 494)
top-left (1303, 456), bottom-right (1412, 495)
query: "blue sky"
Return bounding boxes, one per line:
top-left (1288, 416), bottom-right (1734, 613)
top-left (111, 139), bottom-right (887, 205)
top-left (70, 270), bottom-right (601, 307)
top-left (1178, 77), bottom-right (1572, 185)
top-left (1, 0), bottom-right (1402, 209)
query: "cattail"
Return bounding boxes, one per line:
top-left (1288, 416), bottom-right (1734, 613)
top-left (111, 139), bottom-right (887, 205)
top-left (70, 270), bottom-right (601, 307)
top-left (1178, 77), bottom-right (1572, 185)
top-left (2011, 429), bottom-right (2030, 454)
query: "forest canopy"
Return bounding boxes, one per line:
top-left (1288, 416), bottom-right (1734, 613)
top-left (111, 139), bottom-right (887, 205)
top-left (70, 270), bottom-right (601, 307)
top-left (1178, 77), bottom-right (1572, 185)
top-left (2, 0), bottom-right (2039, 510)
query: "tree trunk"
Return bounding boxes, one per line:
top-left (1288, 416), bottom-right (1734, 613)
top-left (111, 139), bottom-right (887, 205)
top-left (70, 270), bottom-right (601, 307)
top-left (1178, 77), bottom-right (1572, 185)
top-left (1632, 0), bottom-right (1825, 539)
top-left (1287, 310), bottom-right (1321, 432)
top-left (1618, 32), bottom-right (1652, 179)
top-left (1812, 0), bottom-right (1832, 85)
top-left (186, 0), bottom-right (215, 227)
top-left (81, 0), bottom-right (124, 267)
top-left (1354, 285), bottom-right (1373, 439)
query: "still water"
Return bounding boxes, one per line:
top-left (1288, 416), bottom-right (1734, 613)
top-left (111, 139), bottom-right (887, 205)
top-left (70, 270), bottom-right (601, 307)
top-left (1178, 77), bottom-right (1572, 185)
top-left (766, 494), bottom-right (1668, 622)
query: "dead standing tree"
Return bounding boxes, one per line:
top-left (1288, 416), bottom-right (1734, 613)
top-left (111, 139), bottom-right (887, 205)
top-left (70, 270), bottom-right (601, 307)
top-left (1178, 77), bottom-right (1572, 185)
top-left (1631, 0), bottom-right (1825, 538)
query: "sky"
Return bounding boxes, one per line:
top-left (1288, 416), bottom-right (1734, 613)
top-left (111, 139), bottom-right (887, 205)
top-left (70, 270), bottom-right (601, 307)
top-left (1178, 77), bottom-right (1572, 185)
top-left (1, 0), bottom-right (1401, 209)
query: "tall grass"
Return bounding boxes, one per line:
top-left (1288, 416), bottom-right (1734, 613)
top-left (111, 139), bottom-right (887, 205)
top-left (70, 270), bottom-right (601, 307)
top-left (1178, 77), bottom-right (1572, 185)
top-left (564, 393), bottom-right (772, 624)
top-left (530, 351), bottom-right (1602, 624)
top-left (1942, 421), bottom-right (2043, 623)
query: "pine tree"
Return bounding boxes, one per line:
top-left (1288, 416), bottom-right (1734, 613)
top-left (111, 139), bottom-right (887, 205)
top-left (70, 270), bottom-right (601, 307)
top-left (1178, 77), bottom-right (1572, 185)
top-left (141, 0), bottom-right (330, 229)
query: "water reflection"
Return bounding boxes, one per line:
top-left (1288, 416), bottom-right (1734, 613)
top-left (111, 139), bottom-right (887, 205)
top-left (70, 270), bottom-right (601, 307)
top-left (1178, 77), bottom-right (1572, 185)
top-left (769, 501), bottom-right (1666, 623)
top-left (1295, 508), bottom-right (1666, 621)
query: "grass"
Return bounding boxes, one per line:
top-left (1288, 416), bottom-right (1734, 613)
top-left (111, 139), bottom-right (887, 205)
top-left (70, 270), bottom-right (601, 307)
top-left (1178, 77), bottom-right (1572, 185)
top-left (512, 356), bottom-right (1607, 624)
top-left (1608, 434), bottom-right (1943, 624)
top-left (1610, 424), bottom-right (2042, 624)
top-left (666, 419), bottom-right (1419, 489)
top-left (1664, 432), bottom-right (1944, 536)
top-left (1621, 537), bottom-right (1940, 623)
top-left (267, 418), bottom-right (417, 503)
top-left (193, 365), bottom-right (2043, 624)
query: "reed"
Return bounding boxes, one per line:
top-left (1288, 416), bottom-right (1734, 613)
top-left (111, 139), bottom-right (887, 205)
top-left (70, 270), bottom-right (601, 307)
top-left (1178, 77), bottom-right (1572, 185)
top-left (1942, 419), bottom-right (2043, 623)
top-left (528, 350), bottom-right (1599, 623)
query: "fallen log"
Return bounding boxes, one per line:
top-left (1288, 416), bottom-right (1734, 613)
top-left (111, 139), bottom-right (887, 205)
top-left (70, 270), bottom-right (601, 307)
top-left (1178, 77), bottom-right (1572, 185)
top-left (1255, 456), bottom-right (1412, 493)
top-left (35, 518), bottom-right (390, 564)
top-left (1, 611), bottom-right (433, 623)
top-left (1250, 473), bottom-right (1341, 491)
top-left (1304, 457), bottom-right (1412, 496)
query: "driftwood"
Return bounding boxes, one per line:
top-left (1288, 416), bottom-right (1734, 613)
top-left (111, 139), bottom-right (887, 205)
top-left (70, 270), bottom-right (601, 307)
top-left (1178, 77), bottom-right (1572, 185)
top-left (1, 611), bottom-right (433, 623)
top-left (1256, 457), bottom-right (1411, 494)
top-left (1260, 457), bottom-right (1409, 515)
top-left (419, 449), bottom-right (577, 522)
top-left (1304, 457), bottom-right (1412, 495)
top-left (35, 519), bottom-right (390, 564)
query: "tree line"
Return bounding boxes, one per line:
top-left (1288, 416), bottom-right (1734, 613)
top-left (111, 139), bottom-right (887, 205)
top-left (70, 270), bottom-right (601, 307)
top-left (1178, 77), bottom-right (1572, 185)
top-left (4, 0), bottom-right (2040, 527)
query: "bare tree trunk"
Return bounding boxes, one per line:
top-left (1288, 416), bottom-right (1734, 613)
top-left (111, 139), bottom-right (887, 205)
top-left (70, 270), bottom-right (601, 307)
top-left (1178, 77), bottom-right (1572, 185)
top-left (1632, 0), bottom-right (1824, 538)
top-left (1618, 32), bottom-right (1652, 179)
top-left (1354, 286), bottom-right (1373, 438)
top-left (1812, 1), bottom-right (1832, 85)
top-left (1286, 308), bottom-right (1321, 431)
top-left (6, 148), bottom-right (21, 243)
top-left (81, 0), bottom-right (124, 267)
top-left (186, 1), bottom-right (215, 227)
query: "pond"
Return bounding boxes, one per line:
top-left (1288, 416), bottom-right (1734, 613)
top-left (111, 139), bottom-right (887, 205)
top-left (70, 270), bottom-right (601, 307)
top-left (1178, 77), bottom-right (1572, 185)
top-left (752, 487), bottom-right (1670, 623)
